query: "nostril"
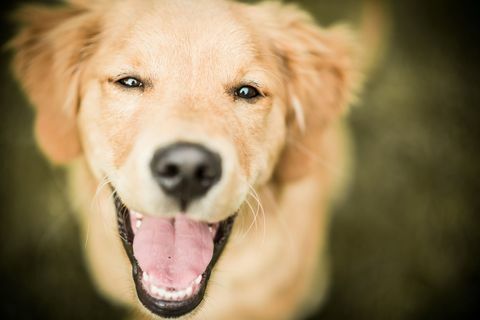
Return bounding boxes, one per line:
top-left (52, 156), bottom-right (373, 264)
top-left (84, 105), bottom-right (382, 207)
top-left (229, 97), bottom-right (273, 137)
top-left (159, 164), bottom-right (180, 178)
top-left (195, 164), bottom-right (214, 179)
top-left (195, 165), bottom-right (216, 187)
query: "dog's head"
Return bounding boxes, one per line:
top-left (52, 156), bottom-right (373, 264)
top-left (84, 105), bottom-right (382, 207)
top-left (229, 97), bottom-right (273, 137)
top-left (10, 0), bottom-right (359, 317)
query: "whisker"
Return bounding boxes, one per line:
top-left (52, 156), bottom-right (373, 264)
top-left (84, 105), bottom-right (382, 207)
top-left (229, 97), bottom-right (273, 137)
top-left (247, 183), bottom-right (266, 245)
top-left (247, 197), bottom-right (260, 234)
top-left (85, 176), bottom-right (111, 248)
top-left (234, 198), bottom-right (258, 242)
top-left (103, 188), bottom-right (122, 238)
top-left (86, 176), bottom-right (121, 248)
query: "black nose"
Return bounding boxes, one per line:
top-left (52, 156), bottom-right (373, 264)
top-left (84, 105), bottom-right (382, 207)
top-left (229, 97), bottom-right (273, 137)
top-left (150, 143), bottom-right (222, 209)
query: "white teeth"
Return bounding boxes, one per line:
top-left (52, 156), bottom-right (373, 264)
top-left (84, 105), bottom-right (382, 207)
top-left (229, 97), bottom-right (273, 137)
top-left (143, 273), bottom-right (202, 301)
top-left (134, 212), bottom-right (144, 230)
top-left (150, 284), bottom-right (159, 295)
top-left (158, 287), bottom-right (168, 298)
top-left (171, 291), bottom-right (180, 300)
top-left (164, 292), bottom-right (174, 300)
top-left (177, 290), bottom-right (186, 300)
top-left (208, 224), bottom-right (218, 234)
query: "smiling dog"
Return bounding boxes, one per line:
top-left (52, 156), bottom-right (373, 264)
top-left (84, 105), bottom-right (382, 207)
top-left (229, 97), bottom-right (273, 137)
top-left (10, 0), bottom-right (364, 318)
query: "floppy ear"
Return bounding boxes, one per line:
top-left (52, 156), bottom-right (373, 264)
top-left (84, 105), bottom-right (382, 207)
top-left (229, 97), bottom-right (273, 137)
top-left (9, 3), bottom-right (100, 164)
top-left (251, 2), bottom-right (362, 182)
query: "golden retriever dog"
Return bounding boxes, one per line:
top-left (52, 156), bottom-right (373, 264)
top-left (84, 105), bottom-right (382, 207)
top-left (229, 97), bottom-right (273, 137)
top-left (9, 0), bottom-right (374, 318)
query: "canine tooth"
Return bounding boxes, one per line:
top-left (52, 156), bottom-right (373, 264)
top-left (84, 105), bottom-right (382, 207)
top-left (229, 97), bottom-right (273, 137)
top-left (185, 286), bottom-right (193, 296)
top-left (194, 275), bottom-right (202, 285)
top-left (143, 272), bottom-right (150, 282)
top-left (136, 220), bottom-right (142, 229)
top-left (135, 212), bottom-right (143, 220)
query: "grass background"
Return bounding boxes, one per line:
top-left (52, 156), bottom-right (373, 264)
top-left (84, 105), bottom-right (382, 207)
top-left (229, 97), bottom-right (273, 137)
top-left (1, 0), bottom-right (479, 319)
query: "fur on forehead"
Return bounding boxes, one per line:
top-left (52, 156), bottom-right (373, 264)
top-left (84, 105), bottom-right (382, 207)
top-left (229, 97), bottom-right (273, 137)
top-left (9, 0), bottom-right (361, 173)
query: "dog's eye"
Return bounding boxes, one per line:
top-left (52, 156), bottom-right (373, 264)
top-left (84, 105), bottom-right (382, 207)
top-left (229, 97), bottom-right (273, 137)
top-left (117, 77), bottom-right (143, 88)
top-left (235, 85), bottom-right (260, 100)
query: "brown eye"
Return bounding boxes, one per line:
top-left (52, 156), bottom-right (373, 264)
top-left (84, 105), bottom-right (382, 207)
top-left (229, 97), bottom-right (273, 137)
top-left (117, 77), bottom-right (143, 88)
top-left (235, 85), bottom-right (260, 100)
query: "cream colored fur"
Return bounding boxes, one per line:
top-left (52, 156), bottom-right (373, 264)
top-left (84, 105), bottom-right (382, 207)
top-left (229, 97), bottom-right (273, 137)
top-left (10, 0), bottom-right (364, 319)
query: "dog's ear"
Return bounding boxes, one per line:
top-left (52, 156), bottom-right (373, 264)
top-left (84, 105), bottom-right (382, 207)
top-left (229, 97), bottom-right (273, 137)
top-left (9, 3), bottom-right (100, 164)
top-left (250, 3), bottom-right (362, 182)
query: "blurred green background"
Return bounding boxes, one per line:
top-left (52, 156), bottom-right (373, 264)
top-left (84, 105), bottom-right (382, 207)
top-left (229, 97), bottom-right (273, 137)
top-left (1, 0), bottom-right (479, 319)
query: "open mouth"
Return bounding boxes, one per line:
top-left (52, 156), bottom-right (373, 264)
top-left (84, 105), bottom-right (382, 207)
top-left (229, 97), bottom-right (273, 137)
top-left (113, 191), bottom-right (235, 318)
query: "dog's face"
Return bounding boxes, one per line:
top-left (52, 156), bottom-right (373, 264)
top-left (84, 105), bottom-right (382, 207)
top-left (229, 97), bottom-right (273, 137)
top-left (11, 0), bottom-right (358, 317)
top-left (79, 0), bottom-right (286, 223)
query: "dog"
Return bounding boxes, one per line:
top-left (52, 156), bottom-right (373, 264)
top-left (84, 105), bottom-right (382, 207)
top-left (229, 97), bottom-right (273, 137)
top-left (9, 0), bottom-right (372, 318)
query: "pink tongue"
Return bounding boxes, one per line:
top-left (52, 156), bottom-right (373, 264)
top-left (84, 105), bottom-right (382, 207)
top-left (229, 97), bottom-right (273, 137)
top-left (132, 215), bottom-right (214, 289)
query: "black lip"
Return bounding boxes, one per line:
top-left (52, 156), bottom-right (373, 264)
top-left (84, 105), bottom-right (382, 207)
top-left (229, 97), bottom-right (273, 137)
top-left (113, 191), bottom-right (236, 318)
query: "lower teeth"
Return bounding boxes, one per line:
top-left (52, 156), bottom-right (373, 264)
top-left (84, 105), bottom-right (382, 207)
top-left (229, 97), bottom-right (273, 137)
top-left (143, 274), bottom-right (202, 301)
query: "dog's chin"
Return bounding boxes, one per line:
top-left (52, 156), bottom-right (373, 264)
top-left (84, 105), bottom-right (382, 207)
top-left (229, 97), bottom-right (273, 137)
top-left (113, 190), bottom-right (236, 318)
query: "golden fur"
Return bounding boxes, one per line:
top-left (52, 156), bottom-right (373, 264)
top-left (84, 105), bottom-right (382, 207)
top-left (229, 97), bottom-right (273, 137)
top-left (10, 0), bottom-right (368, 319)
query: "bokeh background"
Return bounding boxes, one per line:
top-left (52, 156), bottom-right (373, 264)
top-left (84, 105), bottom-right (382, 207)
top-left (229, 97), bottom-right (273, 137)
top-left (1, 0), bottom-right (479, 319)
